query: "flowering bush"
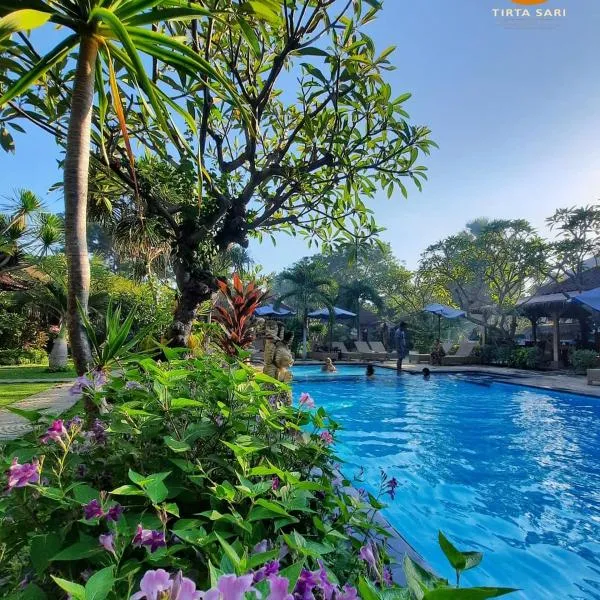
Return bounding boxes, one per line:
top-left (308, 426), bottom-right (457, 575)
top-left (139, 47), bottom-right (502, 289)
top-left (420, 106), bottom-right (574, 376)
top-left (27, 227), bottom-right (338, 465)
top-left (0, 348), bottom-right (515, 599)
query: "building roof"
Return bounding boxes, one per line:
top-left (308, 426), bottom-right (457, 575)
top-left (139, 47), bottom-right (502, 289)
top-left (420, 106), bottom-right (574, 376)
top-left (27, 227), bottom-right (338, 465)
top-left (536, 266), bottom-right (600, 295)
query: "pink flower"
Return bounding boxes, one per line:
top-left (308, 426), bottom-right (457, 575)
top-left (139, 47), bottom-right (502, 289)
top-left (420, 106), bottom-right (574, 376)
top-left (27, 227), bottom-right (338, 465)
top-left (266, 576), bottom-right (293, 600)
top-left (106, 503), bottom-right (123, 522)
top-left (271, 476), bottom-right (280, 491)
top-left (99, 533), bottom-right (115, 554)
top-left (40, 419), bottom-right (68, 444)
top-left (319, 431), bottom-right (334, 445)
top-left (170, 571), bottom-right (202, 600)
top-left (339, 585), bottom-right (359, 600)
top-left (7, 458), bottom-right (40, 489)
top-left (298, 392), bottom-right (315, 409)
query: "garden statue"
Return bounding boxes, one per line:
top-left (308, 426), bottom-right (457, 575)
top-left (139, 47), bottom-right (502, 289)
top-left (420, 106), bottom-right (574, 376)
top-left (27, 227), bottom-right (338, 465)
top-left (261, 320), bottom-right (294, 401)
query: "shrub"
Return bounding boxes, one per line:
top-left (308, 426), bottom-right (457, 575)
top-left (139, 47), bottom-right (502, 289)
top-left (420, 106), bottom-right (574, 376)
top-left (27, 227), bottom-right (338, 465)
top-left (571, 349), bottom-right (599, 374)
top-left (0, 348), bottom-right (48, 365)
top-left (0, 344), bottom-right (516, 598)
top-left (507, 347), bottom-right (538, 370)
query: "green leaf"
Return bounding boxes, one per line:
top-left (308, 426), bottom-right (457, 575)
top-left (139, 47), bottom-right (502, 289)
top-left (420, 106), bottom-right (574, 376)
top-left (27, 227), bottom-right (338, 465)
top-left (237, 17), bottom-right (260, 56)
top-left (294, 46), bottom-right (330, 57)
top-left (215, 533), bottom-right (241, 572)
top-left (438, 531), bottom-right (483, 572)
top-left (50, 577), bottom-right (85, 600)
top-left (30, 533), bottom-right (62, 576)
top-left (0, 9), bottom-right (50, 40)
top-left (0, 34), bottom-right (78, 107)
top-left (85, 567), bottom-right (114, 600)
top-left (18, 583), bottom-right (47, 599)
top-left (254, 498), bottom-right (292, 517)
top-left (4, 406), bottom-right (41, 422)
top-left (279, 560), bottom-right (305, 589)
top-left (163, 502), bottom-right (180, 517)
top-left (110, 484), bottom-right (145, 496)
top-left (164, 436), bottom-right (191, 453)
top-left (357, 577), bottom-right (380, 600)
top-left (423, 589), bottom-right (518, 600)
top-left (52, 541), bottom-right (102, 562)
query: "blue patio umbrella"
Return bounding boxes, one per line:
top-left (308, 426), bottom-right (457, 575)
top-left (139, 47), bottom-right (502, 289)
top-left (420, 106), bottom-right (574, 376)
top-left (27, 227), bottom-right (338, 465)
top-left (307, 307), bottom-right (357, 320)
top-left (423, 303), bottom-right (466, 338)
top-left (571, 287), bottom-right (600, 312)
top-left (255, 304), bottom-right (296, 318)
top-left (308, 307), bottom-right (357, 351)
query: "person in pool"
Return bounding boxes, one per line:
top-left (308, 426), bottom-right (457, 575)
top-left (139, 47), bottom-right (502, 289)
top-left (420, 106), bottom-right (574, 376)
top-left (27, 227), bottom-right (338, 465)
top-left (422, 367), bottom-right (431, 380)
top-left (366, 364), bottom-right (375, 379)
top-left (321, 357), bottom-right (336, 373)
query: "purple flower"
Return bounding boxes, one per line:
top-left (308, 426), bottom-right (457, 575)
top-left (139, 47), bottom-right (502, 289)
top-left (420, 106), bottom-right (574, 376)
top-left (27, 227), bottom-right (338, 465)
top-left (83, 499), bottom-right (104, 520)
top-left (99, 533), bottom-right (115, 554)
top-left (339, 585), bottom-right (359, 600)
top-left (171, 572), bottom-right (202, 600)
top-left (332, 475), bottom-right (343, 488)
top-left (359, 543), bottom-right (377, 571)
top-left (293, 569), bottom-right (320, 600)
top-left (272, 476), bottom-right (280, 491)
top-left (383, 567), bottom-right (393, 587)
top-left (40, 419), bottom-right (68, 444)
top-left (76, 464), bottom-right (88, 478)
top-left (319, 431), bottom-right (334, 445)
top-left (87, 419), bottom-right (107, 445)
top-left (267, 576), bottom-right (293, 600)
top-left (278, 544), bottom-right (289, 560)
top-left (252, 539), bottom-right (270, 555)
top-left (65, 416), bottom-right (83, 430)
top-left (131, 569), bottom-right (172, 600)
top-left (133, 525), bottom-right (166, 553)
top-left (299, 392), bottom-right (315, 409)
top-left (126, 380), bottom-right (144, 390)
top-left (385, 477), bottom-right (398, 500)
top-left (316, 561), bottom-right (335, 600)
top-left (254, 561), bottom-right (280, 583)
top-left (7, 458), bottom-right (40, 489)
top-left (213, 574), bottom-right (255, 600)
top-left (106, 503), bottom-right (123, 522)
top-left (70, 375), bottom-right (93, 396)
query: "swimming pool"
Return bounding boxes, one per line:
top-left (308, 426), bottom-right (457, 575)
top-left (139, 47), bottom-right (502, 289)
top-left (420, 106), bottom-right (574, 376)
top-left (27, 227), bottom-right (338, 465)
top-left (292, 365), bottom-right (600, 599)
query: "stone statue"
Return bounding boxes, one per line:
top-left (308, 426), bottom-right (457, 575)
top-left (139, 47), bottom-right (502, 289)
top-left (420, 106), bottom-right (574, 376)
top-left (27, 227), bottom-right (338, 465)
top-left (261, 320), bottom-right (294, 400)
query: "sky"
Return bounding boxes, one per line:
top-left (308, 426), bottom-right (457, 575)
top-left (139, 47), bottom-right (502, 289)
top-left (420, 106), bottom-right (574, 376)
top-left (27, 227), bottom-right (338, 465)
top-left (1, 0), bottom-right (599, 272)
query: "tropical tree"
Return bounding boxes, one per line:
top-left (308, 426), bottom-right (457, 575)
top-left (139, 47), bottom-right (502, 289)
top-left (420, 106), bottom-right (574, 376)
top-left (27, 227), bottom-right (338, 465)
top-left (276, 260), bottom-right (335, 359)
top-left (337, 279), bottom-right (383, 336)
top-left (546, 204), bottom-right (600, 289)
top-left (0, 189), bottom-right (62, 285)
top-left (0, 1), bottom-right (253, 372)
top-left (419, 219), bottom-right (547, 340)
top-left (41, 0), bottom-right (436, 347)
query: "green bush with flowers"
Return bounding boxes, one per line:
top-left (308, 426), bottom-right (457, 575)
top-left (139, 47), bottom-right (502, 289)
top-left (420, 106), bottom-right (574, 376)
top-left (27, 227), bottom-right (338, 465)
top-left (0, 308), bottom-right (516, 599)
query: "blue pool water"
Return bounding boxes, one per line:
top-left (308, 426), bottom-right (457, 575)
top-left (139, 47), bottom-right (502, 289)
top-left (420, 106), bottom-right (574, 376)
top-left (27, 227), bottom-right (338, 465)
top-left (292, 365), bottom-right (600, 599)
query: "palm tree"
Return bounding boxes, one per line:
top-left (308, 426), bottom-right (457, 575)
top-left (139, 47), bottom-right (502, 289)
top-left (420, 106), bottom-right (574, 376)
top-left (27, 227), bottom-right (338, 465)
top-left (0, 189), bottom-right (62, 286)
top-left (277, 261), bottom-right (334, 359)
top-left (0, 1), bottom-right (244, 373)
top-left (337, 280), bottom-right (384, 339)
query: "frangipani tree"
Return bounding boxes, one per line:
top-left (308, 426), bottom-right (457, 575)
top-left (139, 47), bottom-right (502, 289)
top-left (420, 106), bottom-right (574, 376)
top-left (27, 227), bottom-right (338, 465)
top-left (0, 1), bottom-right (255, 372)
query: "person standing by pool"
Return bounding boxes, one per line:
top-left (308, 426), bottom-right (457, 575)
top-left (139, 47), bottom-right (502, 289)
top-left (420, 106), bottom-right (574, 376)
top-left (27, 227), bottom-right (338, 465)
top-left (395, 322), bottom-right (408, 373)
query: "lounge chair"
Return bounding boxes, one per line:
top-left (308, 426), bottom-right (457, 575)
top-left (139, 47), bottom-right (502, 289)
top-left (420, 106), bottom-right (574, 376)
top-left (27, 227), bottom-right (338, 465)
top-left (369, 341), bottom-right (393, 357)
top-left (332, 343), bottom-right (359, 360)
top-left (587, 369), bottom-right (600, 385)
top-left (442, 342), bottom-right (453, 354)
top-left (441, 341), bottom-right (479, 366)
top-left (355, 341), bottom-right (387, 361)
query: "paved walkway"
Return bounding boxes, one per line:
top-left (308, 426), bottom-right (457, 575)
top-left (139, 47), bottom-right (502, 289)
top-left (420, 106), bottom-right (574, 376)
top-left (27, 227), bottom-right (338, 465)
top-left (0, 383), bottom-right (79, 441)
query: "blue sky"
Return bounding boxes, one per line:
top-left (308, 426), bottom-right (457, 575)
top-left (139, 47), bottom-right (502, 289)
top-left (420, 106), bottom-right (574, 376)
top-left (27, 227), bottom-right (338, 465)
top-left (1, 0), bottom-right (599, 272)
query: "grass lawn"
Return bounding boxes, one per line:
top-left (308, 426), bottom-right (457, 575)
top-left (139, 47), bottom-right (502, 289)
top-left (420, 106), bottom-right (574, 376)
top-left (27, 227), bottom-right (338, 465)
top-left (0, 364), bottom-right (76, 380)
top-left (0, 382), bottom-right (56, 407)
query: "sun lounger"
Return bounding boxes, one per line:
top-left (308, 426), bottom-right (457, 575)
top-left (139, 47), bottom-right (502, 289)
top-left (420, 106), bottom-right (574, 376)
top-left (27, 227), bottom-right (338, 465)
top-left (587, 369), bottom-right (600, 385)
top-left (408, 351), bottom-right (430, 364)
top-left (442, 342), bottom-right (453, 354)
top-left (442, 341), bottom-right (478, 365)
top-left (332, 342), bottom-right (359, 360)
top-left (355, 341), bottom-right (387, 361)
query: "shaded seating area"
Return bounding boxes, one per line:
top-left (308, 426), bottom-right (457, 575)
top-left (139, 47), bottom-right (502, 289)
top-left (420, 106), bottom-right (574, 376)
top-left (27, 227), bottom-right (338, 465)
top-left (518, 266), bottom-right (600, 368)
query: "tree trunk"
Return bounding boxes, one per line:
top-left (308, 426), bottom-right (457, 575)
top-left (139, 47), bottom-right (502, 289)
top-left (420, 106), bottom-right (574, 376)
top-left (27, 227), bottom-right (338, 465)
top-left (302, 317), bottom-right (308, 359)
top-left (169, 261), bottom-right (214, 347)
top-left (64, 36), bottom-right (98, 375)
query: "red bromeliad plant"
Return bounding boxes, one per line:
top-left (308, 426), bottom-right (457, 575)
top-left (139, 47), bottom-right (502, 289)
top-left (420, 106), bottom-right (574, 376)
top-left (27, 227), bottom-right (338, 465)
top-left (213, 274), bottom-right (268, 356)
